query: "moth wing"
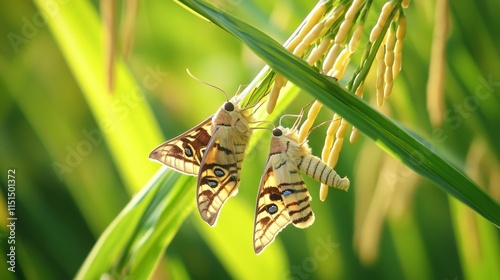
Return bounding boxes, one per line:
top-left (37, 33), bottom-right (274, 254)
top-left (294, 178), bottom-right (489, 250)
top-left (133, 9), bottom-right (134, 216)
top-left (273, 156), bottom-right (315, 229)
top-left (149, 116), bottom-right (212, 175)
top-left (253, 148), bottom-right (316, 254)
top-left (253, 157), bottom-right (291, 254)
top-left (197, 126), bottom-right (243, 226)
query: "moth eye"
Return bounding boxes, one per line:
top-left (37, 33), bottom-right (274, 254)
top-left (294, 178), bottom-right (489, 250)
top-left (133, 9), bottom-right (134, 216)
top-left (282, 189), bottom-right (294, 197)
top-left (266, 204), bottom-right (278, 215)
top-left (224, 102), bottom-right (235, 112)
top-left (184, 146), bottom-right (194, 157)
top-left (207, 180), bottom-right (218, 188)
top-left (269, 193), bottom-right (282, 201)
top-left (214, 168), bottom-right (225, 177)
top-left (272, 128), bottom-right (283, 137)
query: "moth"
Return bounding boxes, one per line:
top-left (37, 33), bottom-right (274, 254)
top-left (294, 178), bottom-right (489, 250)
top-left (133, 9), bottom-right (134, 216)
top-left (149, 96), bottom-right (252, 226)
top-left (253, 123), bottom-right (350, 254)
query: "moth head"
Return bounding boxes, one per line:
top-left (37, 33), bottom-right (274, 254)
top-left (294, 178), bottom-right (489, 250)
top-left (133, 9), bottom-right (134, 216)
top-left (272, 127), bottom-right (283, 137)
top-left (223, 101), bottom-right (235, 112)
top-left (272, 126), bottom-right (300, 145)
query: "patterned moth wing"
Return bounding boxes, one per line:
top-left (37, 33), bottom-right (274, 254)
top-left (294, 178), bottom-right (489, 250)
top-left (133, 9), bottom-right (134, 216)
top-left (253, 127), bottom-right (315, 254)
top-left (149, 117), bottom-right (212, 175)
top-left (197, 100), bottom-right (252, 225)
top-left (254, 164), bottom-right (291, 255)
top-left (253, 126), bottom-right (349, 254)
top-left (149, 97), bottom-right (252, 226)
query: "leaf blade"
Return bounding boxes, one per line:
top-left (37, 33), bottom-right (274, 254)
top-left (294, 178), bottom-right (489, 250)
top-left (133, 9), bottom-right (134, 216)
top-left (176, 0), bottom-right (500, 227)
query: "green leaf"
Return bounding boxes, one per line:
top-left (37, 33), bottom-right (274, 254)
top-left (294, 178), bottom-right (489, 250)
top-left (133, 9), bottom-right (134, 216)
top-left (75, 168), bottom-right (185, 279)
top-left (33, 0), bottom-right (163, 192)
top-left (175, 0), bottom-right (500, 226)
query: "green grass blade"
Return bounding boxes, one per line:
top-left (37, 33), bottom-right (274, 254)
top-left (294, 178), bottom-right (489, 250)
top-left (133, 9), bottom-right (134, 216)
top-left (175, 0), bottom-right (500, 227)
top-left (450, 197), bottom-right (500, 280)
top-left (75, 168), bottom-right (182, 279)
top-left (33, 0), bottom-right (163, 192)
top-left (76, 167), bottom-right (212, 279)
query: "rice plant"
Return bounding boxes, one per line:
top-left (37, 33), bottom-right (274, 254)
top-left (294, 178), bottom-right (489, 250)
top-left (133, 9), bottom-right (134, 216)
top-left (1, 0), bottom-right (499, 279)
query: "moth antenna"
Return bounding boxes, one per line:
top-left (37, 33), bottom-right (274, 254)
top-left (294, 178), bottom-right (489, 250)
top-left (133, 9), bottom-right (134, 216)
top-left (251, 120), bottom-right (275, 130)
top-left (244, 78), bottom-right (274, 111)
top-left (241, 99), bottom-right (259, 112)
top-left (303, 118), bottom-right (342, 142)
top-left (249, 86), bottom-right (273, 113)
top-left (236, 84), bottom-right (247, 95)
top-left (247, 98), bottom-right (267, 116)
top-left (292, 108), bottom-right (305, 131)
top-left (232, 84), bottom-right (249, 105)
top-left (302, 98), bottom-right (316, 109)
top-left (250, 126), bottom-right (273, 132)
top-left (278, 114), bottom-right (302, 128)
top-left (290, 99), bottom-right (316, 130)
top-left (255, 79), bottom-right (273, 103)
top-left (186, 68), bottom-right (229, 101)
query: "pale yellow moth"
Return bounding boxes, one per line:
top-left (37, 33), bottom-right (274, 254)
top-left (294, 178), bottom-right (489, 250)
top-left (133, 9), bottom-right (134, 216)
top-left (149, 93), bottom-right (252, 226)
top-left (253, 117), bottom-right (350, 254)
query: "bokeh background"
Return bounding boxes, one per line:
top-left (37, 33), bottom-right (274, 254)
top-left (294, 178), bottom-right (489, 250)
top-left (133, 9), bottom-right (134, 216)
top-left (1, 0), bottom-right (499, 279)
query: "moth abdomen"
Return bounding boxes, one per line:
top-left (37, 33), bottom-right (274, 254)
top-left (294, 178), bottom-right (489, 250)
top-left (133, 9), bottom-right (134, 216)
top-left (298, 155), bottom-right (350, 191)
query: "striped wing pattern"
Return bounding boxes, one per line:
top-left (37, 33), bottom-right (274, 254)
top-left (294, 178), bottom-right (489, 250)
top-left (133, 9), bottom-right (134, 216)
top-left (254, 126), bottom-right (350, 253)
top-left (254, 163), bottom-right (290, 254)
top-left (253, 147), bottom-right (314, 254)
top-left (148, 117), bottom-right (212, 175)
top-left (273, 156), bottom-right (314, 228)
top-left (150, 98), bottom-right (252, 226)
top-left (197, 125), bottom-right (248, 226)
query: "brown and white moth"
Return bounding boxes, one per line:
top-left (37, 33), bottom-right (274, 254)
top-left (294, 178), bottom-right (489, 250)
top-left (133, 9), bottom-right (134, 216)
top-left (253, 124), bottom-right (350, 254)
top-left (149, 96), bottom-right (252, 226)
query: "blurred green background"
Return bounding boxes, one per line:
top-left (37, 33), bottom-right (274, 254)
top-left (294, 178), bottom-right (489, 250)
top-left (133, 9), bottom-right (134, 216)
top-left (1, 0), bottom-right (499, 279)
